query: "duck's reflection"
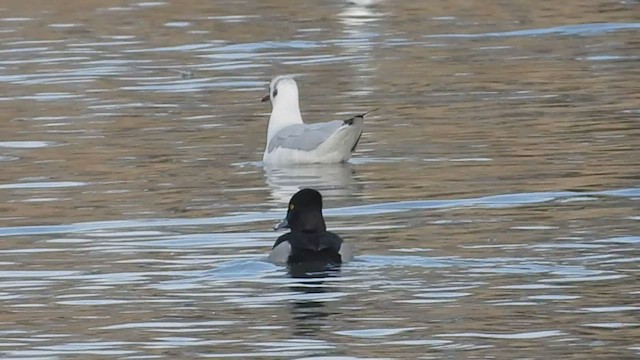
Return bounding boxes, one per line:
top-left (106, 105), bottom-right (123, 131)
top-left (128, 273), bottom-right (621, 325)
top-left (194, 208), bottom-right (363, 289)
top-left (263, 163), bottom-right (358, 205)
top-left (286, 265), bottom-right (344, 337)
top-left (288, 262), bottom-right (342, 280)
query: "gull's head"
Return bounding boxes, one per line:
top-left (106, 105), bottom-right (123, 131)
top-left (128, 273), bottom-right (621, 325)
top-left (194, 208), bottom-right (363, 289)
top-left (261, 75), bottom-right (299, 108)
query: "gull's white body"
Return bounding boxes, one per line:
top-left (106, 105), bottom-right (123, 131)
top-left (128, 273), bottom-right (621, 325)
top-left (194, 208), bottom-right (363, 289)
top-left (262, 75), bottom-right (364, 166)
top-left (264, 123), bottom-right (363, 165)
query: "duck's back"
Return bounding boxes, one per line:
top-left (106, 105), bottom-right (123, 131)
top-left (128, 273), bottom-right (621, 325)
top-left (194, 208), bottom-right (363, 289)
top-left (273, 231), bottom-right (344, 264)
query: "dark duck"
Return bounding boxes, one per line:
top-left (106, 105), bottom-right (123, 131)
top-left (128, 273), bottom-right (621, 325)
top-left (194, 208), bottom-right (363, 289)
top-left (269, 188), bottom-right (353, 265)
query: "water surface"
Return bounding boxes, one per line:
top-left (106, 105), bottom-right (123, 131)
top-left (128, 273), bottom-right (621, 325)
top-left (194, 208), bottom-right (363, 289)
top-left (1, 0), bottom-right (638, 358)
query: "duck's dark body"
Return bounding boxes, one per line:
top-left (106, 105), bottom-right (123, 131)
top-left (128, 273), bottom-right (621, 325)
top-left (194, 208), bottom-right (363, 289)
top-left (273, 231), bottom-right (344, 264)
top-left (269, 189), bottom-right (352, 266)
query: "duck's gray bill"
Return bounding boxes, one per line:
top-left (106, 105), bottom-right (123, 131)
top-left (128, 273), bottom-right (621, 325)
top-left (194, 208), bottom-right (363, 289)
top-left (261, 94), bottom-right (270, 102)
top-left (273, 218), bottom-right (289, 230)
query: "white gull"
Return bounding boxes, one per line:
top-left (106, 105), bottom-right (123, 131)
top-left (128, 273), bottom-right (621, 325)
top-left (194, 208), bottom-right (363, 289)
top-left (261, 75), bottom-right (373, 165)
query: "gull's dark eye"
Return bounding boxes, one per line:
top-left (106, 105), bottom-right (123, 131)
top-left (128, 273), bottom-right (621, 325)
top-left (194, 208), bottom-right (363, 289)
top-left (272, 88), bottom-right (278, 99)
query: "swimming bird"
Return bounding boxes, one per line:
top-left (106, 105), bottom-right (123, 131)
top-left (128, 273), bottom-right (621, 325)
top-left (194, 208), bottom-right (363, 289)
top-left (268, 188), bottom-right (353, 265)
top-left (261, 75), bottom-right (371, 165)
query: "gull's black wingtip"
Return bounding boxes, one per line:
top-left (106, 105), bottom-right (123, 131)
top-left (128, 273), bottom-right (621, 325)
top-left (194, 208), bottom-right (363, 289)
top-left (343, 107), bottom-right (380, 125)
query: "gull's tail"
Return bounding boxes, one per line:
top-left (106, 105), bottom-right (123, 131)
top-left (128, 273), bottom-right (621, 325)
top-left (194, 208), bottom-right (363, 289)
top-left (343, 107), bottom-right (380, 126)
top-left (342, 108), bottom-right (379, 152)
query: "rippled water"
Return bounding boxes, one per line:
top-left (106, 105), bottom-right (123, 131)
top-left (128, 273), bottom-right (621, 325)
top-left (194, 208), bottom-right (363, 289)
top-left (1, 0), bottom-right (639, 358)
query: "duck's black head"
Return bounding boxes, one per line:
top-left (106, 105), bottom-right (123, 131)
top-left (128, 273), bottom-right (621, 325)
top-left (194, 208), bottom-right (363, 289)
top-left (275, 188), bottom-right (326, 233)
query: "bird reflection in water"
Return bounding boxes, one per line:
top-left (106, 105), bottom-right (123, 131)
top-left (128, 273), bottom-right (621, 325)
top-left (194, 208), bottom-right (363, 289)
top-left (287, 262), bottom-right (344, 338)
top-left (263, 163), bottom-right (359, 205)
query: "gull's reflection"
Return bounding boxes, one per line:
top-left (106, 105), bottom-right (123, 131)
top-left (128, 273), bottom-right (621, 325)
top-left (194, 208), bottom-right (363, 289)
top-left (263, 163), bottom-right (359, 205)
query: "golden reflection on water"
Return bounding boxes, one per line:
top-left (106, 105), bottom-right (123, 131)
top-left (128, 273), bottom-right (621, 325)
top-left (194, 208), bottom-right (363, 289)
top-left (0, 0), bottom-right (638, 358)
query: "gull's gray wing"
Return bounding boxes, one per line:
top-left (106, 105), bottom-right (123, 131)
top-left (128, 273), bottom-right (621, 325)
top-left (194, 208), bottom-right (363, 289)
top-left (268, 121), bottom-right (343, 153)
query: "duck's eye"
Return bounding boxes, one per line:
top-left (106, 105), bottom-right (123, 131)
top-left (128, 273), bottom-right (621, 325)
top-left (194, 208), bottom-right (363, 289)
top-left (289, 204), bottom-right (294, 210)
top-left (272, 88), bottom-right (278, 99)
